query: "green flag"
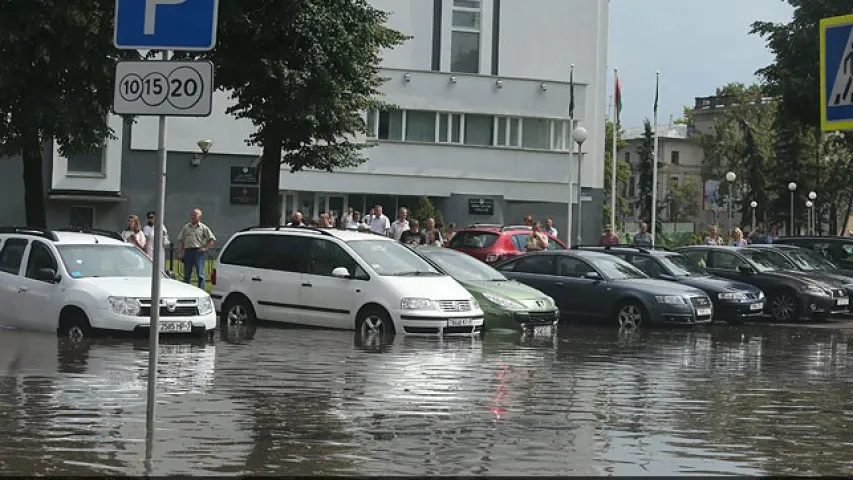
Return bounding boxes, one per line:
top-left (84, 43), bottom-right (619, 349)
top-left (568, 66), bottom-right (575, 118)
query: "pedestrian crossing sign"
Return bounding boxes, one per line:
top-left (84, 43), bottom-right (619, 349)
top-left (820, 14), bottom-right (853, 131)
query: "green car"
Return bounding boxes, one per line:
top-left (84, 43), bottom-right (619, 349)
top-left (410, 246), bottom-right (560, 332)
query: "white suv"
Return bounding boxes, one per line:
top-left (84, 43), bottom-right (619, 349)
top-left (211, 226), bottom-right (485, 336)
top-left (0, 227), bottom-right (216, 339)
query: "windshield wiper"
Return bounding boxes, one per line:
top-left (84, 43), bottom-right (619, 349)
top-left (393, 270), bottom-right (442, 276)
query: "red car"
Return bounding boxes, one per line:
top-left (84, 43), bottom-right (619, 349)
top-left (448, 224), bottom-right (567, 265)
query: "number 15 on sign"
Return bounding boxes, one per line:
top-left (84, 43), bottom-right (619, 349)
top-left (113, 60), bottom-right (214, 116)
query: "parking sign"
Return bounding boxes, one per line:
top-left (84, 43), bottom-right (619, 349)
top-left (114, 0), bottom-right (220, 51)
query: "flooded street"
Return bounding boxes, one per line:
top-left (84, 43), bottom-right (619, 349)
top-left (1, 324), bottom-right (853, 476)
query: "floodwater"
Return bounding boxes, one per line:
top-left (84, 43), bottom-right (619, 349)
top-left (1, 323), bottom-right (853, 476)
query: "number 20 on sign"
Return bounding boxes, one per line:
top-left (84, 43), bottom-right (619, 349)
top-left (113, 60), bottom-right (214, 116)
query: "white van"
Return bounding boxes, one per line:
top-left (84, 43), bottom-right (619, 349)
top-left (210, 226), bottom-right (485, 337)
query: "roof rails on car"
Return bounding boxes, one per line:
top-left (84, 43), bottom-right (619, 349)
top-left (56, 227), bottom-right (124, 242)
top-left (0, 226), bottom-right (60, 241)
top-left (572, 244), bottom-right (653, 254)
top-left (501, 225), bottom-right (532, 232)
top-left (239, 224), bottom-right (335, 236)
top-left (465, 223), bottom-right (503, 229)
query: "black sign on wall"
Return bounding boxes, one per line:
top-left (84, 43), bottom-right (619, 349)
top-left (230, 166), bottom-right (259, 185)
top-left (230, 186), bottom-right (259, 205)
top-left (468, 198), bottom-right (495, 216)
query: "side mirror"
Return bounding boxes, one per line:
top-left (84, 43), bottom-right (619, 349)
top-left (583, 271), bottom-right (602, 281)
top-left (34, 267), bottom-right (58, 283)
top-left (331, 267), bottom-right (351, 278)
top-left (738, 264), bottom-right (754, 275)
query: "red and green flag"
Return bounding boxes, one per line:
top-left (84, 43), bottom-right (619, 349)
top-left (615, 74), bottom-right (622, 123)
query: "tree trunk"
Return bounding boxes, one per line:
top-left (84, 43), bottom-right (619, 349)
top-left (258, 133), bottom-right (283, 227)
top-left (22, 132), bottom-right (47, 228)
top-left (841, 197), bottom-right (852, 236)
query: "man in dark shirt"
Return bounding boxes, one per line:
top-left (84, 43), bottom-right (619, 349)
top-left (400, 219), bottom-right (427, 245)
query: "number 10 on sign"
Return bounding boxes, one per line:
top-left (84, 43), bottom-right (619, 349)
top-left (113, 60), bottom-right (214, 116)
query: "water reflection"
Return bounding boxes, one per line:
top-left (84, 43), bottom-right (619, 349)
top-left (0, 325), bottom-right (852, 475)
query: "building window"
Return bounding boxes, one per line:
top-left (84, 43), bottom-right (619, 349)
top-left (628, 176), bottom-right (636, 197)
top-left (438, 113), bottom-right (463, 144)
top-left (377, 109), bottom-right (404, 140)
top-left (464, 114), bottom-right (493, 146)
top-left (494, 117), bottom-right (521, 147)
top-left (671, 150), bottom-right (680, 164)
top-left (522, 118), bottom-right (550, 150)
top-left (366, 109), bottom-right (378, 138)
top-left (405, 110), bottom-right (437, 142)
top-left (624, 152), bottom-right (630, 163)
top-left (550, 120), bottom-right (571, 151)
top-left (67, 152), bottom-right (104, 174)
top-left (450, 0), bottom-right (481, 74)
top-left (69, 206), bottom-right (95, 229)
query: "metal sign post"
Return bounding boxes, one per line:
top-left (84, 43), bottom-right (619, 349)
top-left (113, 0), bottom-right (220, 450)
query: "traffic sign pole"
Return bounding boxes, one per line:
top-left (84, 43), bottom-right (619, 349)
top-left (146, 49), bottom-right (170, 438)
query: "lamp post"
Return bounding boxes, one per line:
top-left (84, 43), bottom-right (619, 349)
top-left (725, 171), bottom-right (736, 239)
top-left (572, 126), bottom-right (588, 246)
top-left (788, 182), bottom-right (797, 236)
top-left (808, 191), bottom-right (817, 235)
top-left (805, 200), bottom-right (814, 235)
top-left (750, 201), bottom-right (758, 232)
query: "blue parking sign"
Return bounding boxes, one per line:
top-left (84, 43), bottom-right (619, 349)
top-left (114, 0), bottom-right (219, 51)
top-left (820, 14), bottom-right (853, 131)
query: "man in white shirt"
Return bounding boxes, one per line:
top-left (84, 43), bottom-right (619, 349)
top-left (345, 210), bottom-right (361, 230)
top-left (544, 217), bottom-right (558, 237)
top-left (142, 210), bottom-right (170, 272)
top-left (390, 207), bottom-right (410, 240)
top-left (364, 205), bottom-right (391, 236)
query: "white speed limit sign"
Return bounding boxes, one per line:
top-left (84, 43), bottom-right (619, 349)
top-left (113, 60), bottom-right (213, 116)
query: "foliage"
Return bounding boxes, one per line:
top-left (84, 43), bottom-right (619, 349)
top-left (0, 0), bottom-right (138, 227)
top-left (634, 120), bottom-right (664, 232)
top-left (603, 120), bottom-right (630, 228)
top-left (666, 177), bottom-right (700, 224)
top-left (204, 0), bottom-right (408, 226)
top-left (411, 196), bottom-right (444, 225)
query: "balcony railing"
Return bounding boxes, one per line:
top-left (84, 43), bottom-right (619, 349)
top-left (693, 95), bottom-right (775, 110)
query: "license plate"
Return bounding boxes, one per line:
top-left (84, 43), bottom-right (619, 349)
top-left (838, 298), bottom-right (849, 306)
top-left (159, 321), bottom-right (193, 333)
top-left (750, 302), bottom-right (763, 311)
top-left (531, 325), bottom-right (553, 337)
top-left (696, 308), bottom-right (712, 317)
top-left (448, 318), bottom-right (473, 327)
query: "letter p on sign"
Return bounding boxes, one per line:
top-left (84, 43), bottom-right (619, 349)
top-left (144, 0), bottom-right (187, 35)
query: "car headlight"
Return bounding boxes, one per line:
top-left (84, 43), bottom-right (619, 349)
top-left (718, 292), bottom-right (747, 301)
top-left (198, 296), bottom-right (214, 315)
top-left (758, 291), bottom-right (765, 299)
top-left (401, 298), bottom-right (436, 310)
top-left (801, 284), bottom-right (829, 295)
top-left (482, 293), bottom-right (525, 310)
top-left (470, 297), bottom-right (480, 310)
top-left (109, 296), bottom-right (141, 316)
top-left (655, 295), bottom-right (686, 305)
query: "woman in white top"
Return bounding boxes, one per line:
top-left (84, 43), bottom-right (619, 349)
top-left (121, 215), bottom-right (147, 254)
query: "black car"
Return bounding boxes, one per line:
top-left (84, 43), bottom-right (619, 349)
top-left (774, 236), bottom-right (853, 275)
top-left (580, 246), bottom-right (764, 324)
top-left (674, 245), bottom-right (849, 322)
top-left (493, 250), bottom-right (714, 328)
top-left (746, 244), bottom-right (853, 298)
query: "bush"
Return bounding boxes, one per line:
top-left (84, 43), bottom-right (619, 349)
top-left (412, 196), bottom-right (444, 225)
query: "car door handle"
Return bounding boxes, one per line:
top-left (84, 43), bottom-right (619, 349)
top-left (18, 287), bottom-right (28, 293)
top-left (251, 276), bottom-right (262, 282)
top-left (555, 282), bottom-right (563, 287)
top-left (301, 282), bottom-right (313, 288)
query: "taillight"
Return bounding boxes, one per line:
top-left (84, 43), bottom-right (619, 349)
top-left (485, 254), bottom-right (498, 263)
top-left (211, 268), bottom-right (217, 285)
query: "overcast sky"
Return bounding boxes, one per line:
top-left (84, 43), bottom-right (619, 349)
top-left (607, 0), bottom-right (794, 128)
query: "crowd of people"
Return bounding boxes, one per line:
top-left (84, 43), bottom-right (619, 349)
top-left (597, 221), bottom-right (782, 247)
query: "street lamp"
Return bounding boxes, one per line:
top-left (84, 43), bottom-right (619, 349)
top-left (808, 191), bottom-right (817, 235)
top-left (788, 182), bottom-right (797, 236)
top-left (805, 200), bottom-right (814, 235)
top-left (725, 171), bottom-right (736, 239)
top-left (572, 126), bottom-right (588, 246)
top-left (750, 201), bottom-right (758, 232)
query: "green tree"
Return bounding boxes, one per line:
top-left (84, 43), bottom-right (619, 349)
top-left (411, 196), bottom-right (444, 225)
top-left (634, 120), bottom-right (663, 231)
top-left (666, 177), bottom-right (700, 225)
top-left (206, 0), bottom-right (408, 226)
top-left (0, 1), bottom-right (136, 227)
top-left (603, 120), bottom-right (630, 228)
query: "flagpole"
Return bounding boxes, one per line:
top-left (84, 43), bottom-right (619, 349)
top-left (650, 71), bottom-right (661, 247)
top-left (566, 64), bottom-right (575, 247)
top-left (610, 68), bottom-right (618, 230)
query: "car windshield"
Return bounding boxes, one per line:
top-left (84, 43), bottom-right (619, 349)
top-left (421, 249), bottom-right (507, 282)
top-left (659, 253), bottom-right (708, 276)
top-left (347, 240), bottom-right (443, 276)
top-left (592, 255), bottom-right (648, 280)
top-left (784, 248), bottom-right (837, 271)
top-left (740, 249), bottom-right (793, 272)
top-left (57, 244), bottom-right (155, 278)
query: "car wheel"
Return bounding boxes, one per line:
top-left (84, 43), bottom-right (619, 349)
top-left (769, 292), bottom-right (798, 322)
top-left (222, 295), bottom-right (256, 327)
top-left (58, 311), bottom-right (93, 342)
top-left (615, 301), bottom-right (646, 329)
top-left (356, 308), bottom-right (395, 339)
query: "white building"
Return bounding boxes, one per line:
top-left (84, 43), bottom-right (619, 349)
top-left (18, 0), bottom-right (610, 243)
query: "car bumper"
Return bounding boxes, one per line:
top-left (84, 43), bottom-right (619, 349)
top-left (650, 303), bottom-right (713, 325)
top-left (92, 309), bottom-right (218, 335)
top-left (397, 310), bottom-right (485, 336)
top-left (800, 293), bottom-right (849, 318)
top-left (483, 308), bottom-right (560, 331)
top-left (714, 299), bottom-right (765, 321)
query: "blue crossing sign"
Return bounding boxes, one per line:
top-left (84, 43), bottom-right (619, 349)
top-left (114, 0), bottom-right (219, 51)
top-left (820, 14), bottom-right (853, 131)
